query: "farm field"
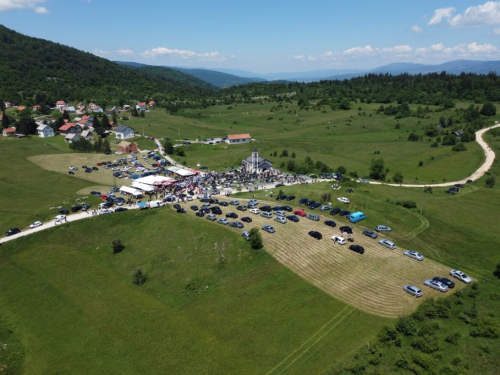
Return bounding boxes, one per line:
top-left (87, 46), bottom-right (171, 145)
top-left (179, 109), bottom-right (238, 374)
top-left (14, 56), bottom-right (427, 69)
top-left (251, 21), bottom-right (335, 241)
top-left (124, 103), bottom-right (489, 183)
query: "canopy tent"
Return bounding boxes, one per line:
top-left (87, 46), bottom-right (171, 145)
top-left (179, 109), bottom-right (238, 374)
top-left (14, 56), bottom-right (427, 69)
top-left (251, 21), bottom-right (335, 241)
top-left (134, 175), bottom-right (174, 185)
top-left (130, 182), bottom-right (156, 193)
top-left (119, 186), bottom-right (143, 197)
top-left (175, 169), bottom-right (196, 177)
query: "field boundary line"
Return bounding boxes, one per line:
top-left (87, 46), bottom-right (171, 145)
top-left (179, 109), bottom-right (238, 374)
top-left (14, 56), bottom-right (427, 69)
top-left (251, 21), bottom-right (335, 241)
top-left (266, 306), bottom-right (356, 375)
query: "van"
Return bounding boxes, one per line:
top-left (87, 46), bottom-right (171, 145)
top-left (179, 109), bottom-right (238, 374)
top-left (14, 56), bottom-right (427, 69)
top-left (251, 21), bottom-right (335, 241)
top-left (349, 212), bottom-right (366, 223)
top-left (98, 203), bottom-right (108, 210)
top-left (149, 200), bottom-right (163, 208)
top-left (242, 230), bottom-right (251, 241)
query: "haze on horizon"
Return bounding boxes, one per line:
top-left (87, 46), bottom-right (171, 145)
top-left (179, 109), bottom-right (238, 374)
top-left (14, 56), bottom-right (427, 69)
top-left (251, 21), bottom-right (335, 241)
top-left (1, 0), bottom-right (500, 74)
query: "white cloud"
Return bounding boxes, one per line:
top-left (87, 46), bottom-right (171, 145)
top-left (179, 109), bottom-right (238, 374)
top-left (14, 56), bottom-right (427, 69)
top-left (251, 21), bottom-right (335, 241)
top-left (428, 7), bottom-right (456, 25)
top-left (0, 0), bottom-right (48, 12)
top-left (293, 55), bottom-right (305, 60)
top-left (494, 27), bottom-right (500, 34)
top-left (94, 49), bottom-right (111, 56)
top-left (449, 1), bottom-right (500, 27)
top-left (410, 25), bottom-right (423, 33)
top-left (140, 47), bottom-right (229, 62)
top-left (343, 45), bottom-right (375, 56)
top-left (431, 43), bottom-right (445, 51)
top-left (116, 48), bottom-right (135, 57)
top-left (466, 41), bottom-right (497, 53)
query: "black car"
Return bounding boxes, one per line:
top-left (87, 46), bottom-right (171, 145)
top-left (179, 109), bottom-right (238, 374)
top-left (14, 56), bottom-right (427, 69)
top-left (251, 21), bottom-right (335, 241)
top-left (275, 183), bottom-right (285, 187)
top-left (59, 209), bottom-right (70, 215)
top-left (200, 197), bottom-right (210, 202)
top-left (68, 171), bottom-right (74, 175)
top-left (82, 204), bottom-right (91, 211)
top-left (310, 202), bottom-right (321, 210)
top-left (433, 276), bottom-right (455, 289)
top-left (349, 245), bottom-right (365, 254)
top-left (202, 207), bottom-right (211, 213)
top-left (5, 228), bottom-right (20, 236)
top-left (298, 198), bottom-right (308, 204)
top-left (115, 207), bottom-right (128, 212)
top-left (339, 226), bottom-right (353, 234)
top-left (330, 207), bottom-right (341, 215)
top-left (196, 211), bottom-right (205, 217)
top-left (219, 201), bottom-right (229, 207)
top-left (272, 206), bottom-right (283, 211)
top-left (209, 198), bottom-right (219, 204)
top-left (226, 212), bottom-right (238, 219)
top-left (445, 189), bottom-right (456, 194)
top-left (286, 195), bottom-right (296, 201)
top-left (241, 217), bottom-right (252, 223)
top-left (260, 205), bottom-right (272, 212)
top-left (111, 187), bottom-right (119, 192)
top-left (281, 205), bottom-right (293, 212)
top-left (455, 183), bottom-right (465, 188)
top-left (339, 210), bottom-right (351, 217)
top-left (466, 179), bottom-right (473, 183)
top-left (236, 205), bottom-right (247, 211)
top-left (211, 207), bottom-right (223, 215)
top-left (276, 195), bottom-right (287, 201)
top-left (71, 205), bottom-right (82, 212)
top-left (286, 215), bottom-right (299, 222)
top-left (92, 166), bottom-right (99, 171)
top-left (190, 205), bottom-right (199, 211)
top-left (85, 168), bottom-right (92, 173)
top-left (324, 220), bottom-right (337, 227)
top-left (173, 204), bottom-right (181, 210)
top-left (308, 231), bottom-right (323, 240)
top-left (177, 208), bottom-right (187, 213)
top-left (304, 200), bottom-right (315, 206)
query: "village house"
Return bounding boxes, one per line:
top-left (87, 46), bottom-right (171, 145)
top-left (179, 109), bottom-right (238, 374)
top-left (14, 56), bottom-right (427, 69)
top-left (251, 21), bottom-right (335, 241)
top-left (56, 100), bottom-right (67, 109)
top-left (17, 106), bottom-right (26, 111)
top-left (80, 130), bottom-right (94, 140)
top-left (37, 124), bottom-right (55, 138)
top-left (148, 100), bottom-right (156, 108)
top-left (118, 141), bottom-right (139, 153)
top-left (136, 102), bottom-right (147, 111)
top-left (115, 125), bottom-right (135, 139)
top-left (58, 123), bottom-right (80, 135)
top-left (4, 102), bottom-right (12, 108)
top-left (65, 133), bottom-right (80, 143)
top-left (241, 149), bottom-right (272, 173)
top-left (2, 127), bottom-right (16, 137)
top-left (123, 104), bottom-right (130, 111)
top-left (32, 105), bottom-right (42, 112)
top-left (226, 133), bottom-right (252, 144)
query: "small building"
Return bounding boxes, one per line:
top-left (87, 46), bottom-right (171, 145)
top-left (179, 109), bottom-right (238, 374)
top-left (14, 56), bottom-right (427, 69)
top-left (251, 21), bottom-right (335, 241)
top-left (118, 141), bottom-right (138, 153)
top-left (37, 124), bottom-right (55, 138)
top-left (454, 129), bottom-right (463, 139)
top-left (32, 105), bottom-right (42, 112)
top-left (17, 106), bottom-right (26, 112)
top-left (115, 125), bottom-right (135, 139)
top-left (4, 101), bottom-right (12, 108)
top-left (148, 100), bottom-right (156, 108)
top-left (226, 133), bottom-right (252, 144)
top-left (241, 149), bottom-right (272, 173)
top-left (56, 100), bottom-right (67, 109)
top-left (65, 133), bottom-right (80, 143)
top-left (2, 127), bottom-right (16, 137)
top-left (123, 105), bottom-right (130, 111)
top-left (59, 123), bottom-right (80, 135)
top-left (81, 130), bottom-right (94, 140)
top-left (136, 102), bottom-right (147, 111)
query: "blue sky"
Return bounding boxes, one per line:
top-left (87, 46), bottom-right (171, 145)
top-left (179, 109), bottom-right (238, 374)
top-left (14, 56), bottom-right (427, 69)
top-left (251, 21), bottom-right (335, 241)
top-left (1, 0), bottom-right (500, 73)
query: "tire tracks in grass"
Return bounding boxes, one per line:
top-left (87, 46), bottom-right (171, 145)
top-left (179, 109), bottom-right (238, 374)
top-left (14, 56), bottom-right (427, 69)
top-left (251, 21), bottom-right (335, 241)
top-left (265, 306), bottom-right (356, 375)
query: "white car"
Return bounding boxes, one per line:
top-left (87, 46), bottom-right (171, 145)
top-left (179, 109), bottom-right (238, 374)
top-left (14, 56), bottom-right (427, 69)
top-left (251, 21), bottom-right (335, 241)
top-left (450, 269), bottom-right (472, 284)
top-left (186, 196), bottom-right (193, 201)
top-left (379, 239), bottom-right (396, 250)
top-left (248, 199), bottom-right (259, 206)
top-left (403, 250), bottom-right (424, 261)
top-left (424, 279), bottom-right (448, 293)
top-left (337, 197), bottom-right (350, 204)
top-left (69, 166), bottom-right (78, 170)
top-left (29, 221), bottom-right (42, 228)
top-left (332, 235), bottom-right (346, 245)
top-left (54, 214), bottom-right (66, 221)
top-left (99, 209), bottom-right (113, 215)
top-left (249, 208), bottom-right (260, 214)
top-left (274, 216), bottom-right (287, 224)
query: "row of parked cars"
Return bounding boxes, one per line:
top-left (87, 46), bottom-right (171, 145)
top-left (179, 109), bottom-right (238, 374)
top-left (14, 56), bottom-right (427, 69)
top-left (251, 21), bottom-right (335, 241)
top-left (404, 270), bottom-right (472, 297)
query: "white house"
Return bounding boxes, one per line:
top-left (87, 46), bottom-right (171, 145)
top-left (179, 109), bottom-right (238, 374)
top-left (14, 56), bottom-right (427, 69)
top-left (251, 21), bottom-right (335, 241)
top-left (37, 124), bottom-right (54, 138)
top-left (56, 100), bottom-right (67, 109)
top-left (2, 127), bottom-right (16, 137)
top-left (136, 102), bottom-right (147, 111)
top-left (81, 130), bottom-right (94, 140)
top-left (226, 133), bottom-right (252, 144)
top-left (115, 125), bottom-right (135, 139)
top-left (65, 133), bottom-right (80, 143)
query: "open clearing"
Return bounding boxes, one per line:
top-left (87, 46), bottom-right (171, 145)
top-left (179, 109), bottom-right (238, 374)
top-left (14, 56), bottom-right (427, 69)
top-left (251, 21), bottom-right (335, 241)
top-left (181, 198), bottom-right (465, 318)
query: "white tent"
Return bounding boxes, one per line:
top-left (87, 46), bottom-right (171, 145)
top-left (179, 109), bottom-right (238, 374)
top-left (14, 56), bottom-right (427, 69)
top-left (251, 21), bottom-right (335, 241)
top-left (175, 169), bottom-right (195, 177)
top-left (131, 182), bottom-right (156, 192)
top-left (119, 186), bottom-right (143, 197)
top-left (134, 175), bottom-right (175, 185)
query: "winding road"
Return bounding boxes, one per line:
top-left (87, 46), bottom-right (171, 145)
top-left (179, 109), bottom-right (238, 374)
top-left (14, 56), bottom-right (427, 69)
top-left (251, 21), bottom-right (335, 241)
top-left (1, 124), bottom-right (498, 245)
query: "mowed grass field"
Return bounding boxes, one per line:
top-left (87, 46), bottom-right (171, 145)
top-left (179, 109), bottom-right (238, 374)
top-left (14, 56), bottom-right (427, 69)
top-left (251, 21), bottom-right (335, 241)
top-left (125, 103), bottom-right (489, 182)
top-left (0, 209), bottom-right (390, 375)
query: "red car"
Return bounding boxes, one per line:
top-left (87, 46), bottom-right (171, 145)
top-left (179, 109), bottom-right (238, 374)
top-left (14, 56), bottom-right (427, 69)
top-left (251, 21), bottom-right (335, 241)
top-left (101, 194), bottom-right (108, 200)
top-left (97, 162), bottom-right (102, 166)
top-left (294, 209), bottom-right (307, 217)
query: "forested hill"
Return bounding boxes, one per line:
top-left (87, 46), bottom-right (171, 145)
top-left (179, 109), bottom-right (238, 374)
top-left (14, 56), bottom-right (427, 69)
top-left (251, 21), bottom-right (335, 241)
top-left (0, 25), bottom-right (216, 104)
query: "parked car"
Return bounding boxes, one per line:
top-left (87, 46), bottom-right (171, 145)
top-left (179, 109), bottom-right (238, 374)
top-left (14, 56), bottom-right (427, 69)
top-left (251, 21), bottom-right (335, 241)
top-left (274, 210), bottom-right (286, 217)
top-left (260, 205), bottom-right (272, 212)
top-left (310, 202), bottom-right (321, 210)
top-left (176, 208), bottom-right (187, 213)
top-left (379, 239), bottom-right (396, 250)
top-left (69, 166), bottom-right (78, 170)
top-left (242, 230), bottom-right (251, 241)
top-left (5, 228), bottom-right (21, 236)
top-left (260, 212), bottom-right (273, 219)
top-left (332, 235), bottom-right (346, 245)
top-left (403, 285), bottom-right (423, 298)
top-left (337, 197), bottom-right (350, 204)
top-left (276, 195), bottom-right (287, 201)
top-left (229, 222), bottom-right (244, 228)
top-left (308, 231), bottom-right (322, 240)
top-left (226, 212), bottom-right (238, 219)
top-left (99, 209), bottom-right (113, 215)
top-left (362, 229), bottom-right (378, 239)
top-left (320, 205), bottom-right (332, 211)
top-left (82, 204), bottom-right (91, 211)
top-left (306, 214), bottom-right (320, 221)
top-left (29, 221), bottom-right (42, 228)
top-left (236, 205), bottom-right (247, 211)
top-left (349, 245), bottom-right (364, 254)
top-left (190, 205), bottom-right (199, 211)
top-left (339, 210), bottom-right (351, 217)
top-left (432, 277), bottom-right (455, 289)
top-left (339, 226), bottom-right (353, 234)
top-left (286, 195), bottom-right (296, 201)
top-left (294, 209), bottom-right (307, 217)
top-left (403, 250), bottom-right (424, 261)
top-left (424, 279), bottom-right (448, 292)
top-left (241, 217), bottom-right (252, 223)
top-left (249, 208), bottom-right (260, 214)
top-left (248, 199), bottom-right (259, 206)
top-left (286, 215), bottom-right (299, 222)
top-left (71, 205), bottom-right (82, 212)
top-left (206, 214), bottom-right (217, 221)
top-left (274, 216), bottom-right (287, 224)
top-left (281, 205), bottom-right (293, 212)
top-left (115, 207), bottom-right (128, 212)
top-left (59, 209), bottom-right (70, 215)
top-left (449, 269), bottom-right (472, 284)
top-left (217, 218), bottom-right (229, 225)
top-left (375, 225), bottom-right (391, 232)
top-left (324, 220), bottom-right (336, 227)
top-left (195, 211), bottom-right (205, 217)
top-left (329, 207), bottom-right (341, 215)
top-left (219, 201), bottom-right (229, 207)
top-left (298, 198), bottom-right (308, 204)
top-left (262, 225), bottom-right (275, 233)
top-left (229, 200), bottom-right (239, 205)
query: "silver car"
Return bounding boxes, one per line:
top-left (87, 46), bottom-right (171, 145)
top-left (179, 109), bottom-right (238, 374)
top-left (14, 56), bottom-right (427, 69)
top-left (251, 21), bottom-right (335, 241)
top-left (379, 239), bottom-right (396, 250)
top-left (403, 285), bottom-right (422, 297)
top-left (424, 279), bottom-right (448, 292)
top-left (306, 214), bottom-right (320, 221)
top-left (375, 225), bottom-right (392, 232)
top-left (217, 218), bottom-right (229, 225)
top-left (274, 216), bottom-right (287, 224)
top-left (274, 210), bottom-right (286, 217)
top-left (206, 214), bottom-right (217, 221)
top-left (403, 250), bottom-right (424, 261)
top-left (449, 269), bottom-right (472, 284)
top-left (260, 212), bottom-right (273, 219)
top-left (320, 205), bottom-right (332, 211)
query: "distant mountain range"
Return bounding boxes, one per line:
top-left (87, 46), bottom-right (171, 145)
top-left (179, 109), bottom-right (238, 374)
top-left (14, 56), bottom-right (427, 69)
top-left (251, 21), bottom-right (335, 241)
top-left (116, 59), bottom-right (500, 87)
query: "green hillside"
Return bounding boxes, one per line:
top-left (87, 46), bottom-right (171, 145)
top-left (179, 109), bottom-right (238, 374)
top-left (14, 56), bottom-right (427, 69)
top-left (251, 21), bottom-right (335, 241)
top-left (170, 67), bottom-right (266, 87)
top-left (0, 25), bottom-right (216, 105)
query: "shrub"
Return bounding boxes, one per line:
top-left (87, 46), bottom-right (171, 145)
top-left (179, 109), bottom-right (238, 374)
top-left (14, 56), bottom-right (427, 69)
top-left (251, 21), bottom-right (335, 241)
top-left (408, 132), bottom-right (420, 141)
top-left (132, 268), bottom-right (147, 286)
top-left (470, 316), bottom-right (500, 338)
top-left (452, 142), bottom-right (467, 151)
top-left (396, 316), bottom-right (417, 336)
top-left (378, 326), bottom-right (397, 345)
top-left (249, 227), bottom-right (263, 250)
top-left (395, 200), bottom-right (417, 209)
top-left (411, 336), bottom-right (441, 353)
top-left (112, 239), bottom-right (125, 254)
top-left (445, 332), bottom-right (461, 345)
top-left (412, 352), bottom-right (436, 371)
top-left (485, 176), bottom-right (495, 188)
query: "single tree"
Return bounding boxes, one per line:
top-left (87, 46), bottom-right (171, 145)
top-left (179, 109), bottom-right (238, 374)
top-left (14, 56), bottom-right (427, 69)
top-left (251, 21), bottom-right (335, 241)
top-left (249, 227), bottom-right (263, 250)
top-left (393, 171), bottom-right (404, 185)
top-left (340, 98), bottom-right (351, 110)
top-left (163, 140), bottom-right (174, 155)
top-left (102, 138), bottom-right (111, 154)
top-left (1, 111), bottom-right (10, 129)
top-left (485, 176), bottom-right (495, 188)
top-left (112, 239), bottom-right (125, 254)
top-left (494, 261), bottom-right (500, 279)
top-left (133, 268), bottom-right (147, 286)
top-left (101, 114), bottom-right (111, 130)
top-left (480, 102), bottom-right (497, 116)
top-left (291, 151), bottom-right (296, 159)
top-left (369, 158), bottom-right (387, 180)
